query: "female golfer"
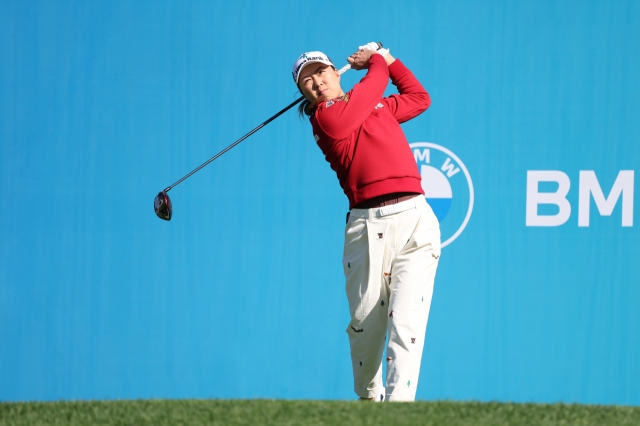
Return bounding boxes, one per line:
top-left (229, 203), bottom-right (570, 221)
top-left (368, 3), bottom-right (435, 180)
top-left (292, 43), bottom-right (440, 402)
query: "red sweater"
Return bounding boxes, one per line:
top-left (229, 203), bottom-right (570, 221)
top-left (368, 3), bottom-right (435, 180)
top-left (310, 54), bottom-right (431, 209)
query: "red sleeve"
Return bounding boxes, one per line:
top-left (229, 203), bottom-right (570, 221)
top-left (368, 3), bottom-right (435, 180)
top-left (382, 59), bottom-right (431, 123)
top-left (314, 54), bottom-right (389, 140)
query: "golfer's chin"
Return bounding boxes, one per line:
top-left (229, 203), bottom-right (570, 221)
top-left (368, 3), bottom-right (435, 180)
top-left (306, 94), bottom-right (329, 110)
top-left (319, 87), bottom-right (344, 100)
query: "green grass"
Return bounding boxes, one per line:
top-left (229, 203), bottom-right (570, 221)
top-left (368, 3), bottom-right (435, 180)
top-left (1, 399), bottom-right (639, 426)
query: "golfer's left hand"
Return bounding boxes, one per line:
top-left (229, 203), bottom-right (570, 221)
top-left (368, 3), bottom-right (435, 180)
top-left (358, 42), bottom-right (390, 58)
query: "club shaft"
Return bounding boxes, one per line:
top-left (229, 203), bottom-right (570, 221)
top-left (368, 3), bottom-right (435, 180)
top-left (164, 95), bottom-right (304, 192)
top-left (162, 57), bottom-right (362, 193)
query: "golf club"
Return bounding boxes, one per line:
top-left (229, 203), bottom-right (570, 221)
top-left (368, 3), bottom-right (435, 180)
top-left (154, 43), bottom-right (383, 221)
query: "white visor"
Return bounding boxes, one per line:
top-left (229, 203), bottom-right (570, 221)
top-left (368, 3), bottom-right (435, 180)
top-left (292, 51), bottom-right (334, 84)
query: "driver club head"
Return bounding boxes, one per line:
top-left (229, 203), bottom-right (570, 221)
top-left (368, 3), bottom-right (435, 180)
top-left (154, 191), bottom-right (172, 221)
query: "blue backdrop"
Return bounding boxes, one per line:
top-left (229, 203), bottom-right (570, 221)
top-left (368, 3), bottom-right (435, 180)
top-left (1, 0), bottom-right (638, 404)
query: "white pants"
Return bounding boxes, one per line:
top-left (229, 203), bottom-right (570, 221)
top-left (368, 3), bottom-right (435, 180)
top-left (343, 196), bottom-right (440, 402)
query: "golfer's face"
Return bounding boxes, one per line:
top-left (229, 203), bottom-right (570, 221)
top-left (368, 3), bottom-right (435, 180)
top-left (298, 63), bottom-right (342, 103)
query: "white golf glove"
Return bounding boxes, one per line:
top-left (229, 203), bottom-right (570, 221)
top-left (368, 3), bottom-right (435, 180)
top-left (358, 42), bottom-right (390, 58)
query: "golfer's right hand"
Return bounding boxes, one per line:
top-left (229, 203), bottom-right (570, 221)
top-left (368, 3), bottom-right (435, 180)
top-left (347, 49), bottom-right (375, 70)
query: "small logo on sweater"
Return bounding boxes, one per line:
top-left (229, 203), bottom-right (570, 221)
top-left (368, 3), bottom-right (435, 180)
top-left (410, 142), bottom-right (474, 248)
top-left (314, 134), bottom-right (320, 142)
top-left (324, 95), bottom-right (349, 108)
top-left (375, 103), bottom-right (384, 109)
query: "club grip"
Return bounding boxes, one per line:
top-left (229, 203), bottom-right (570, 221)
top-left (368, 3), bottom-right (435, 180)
top-left (376, 42), bottom-right (384, 50)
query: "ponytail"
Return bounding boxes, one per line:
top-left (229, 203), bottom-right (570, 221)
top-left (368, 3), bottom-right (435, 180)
top-left (298, 99), bottom-right (312, 118)
top-left (297, 98), bottom-right (323, 118)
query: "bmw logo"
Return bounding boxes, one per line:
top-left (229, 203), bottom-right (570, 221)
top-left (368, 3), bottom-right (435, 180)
top-left (410, 142), bottom-right (474, 248)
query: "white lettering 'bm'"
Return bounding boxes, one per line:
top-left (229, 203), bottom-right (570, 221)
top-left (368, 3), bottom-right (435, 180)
top-left (578, 170), bottom-right (634, 227)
